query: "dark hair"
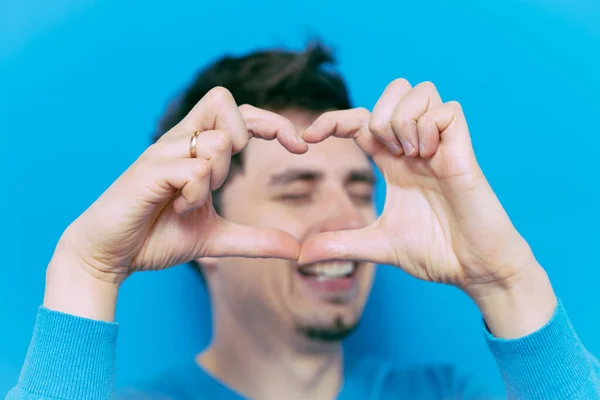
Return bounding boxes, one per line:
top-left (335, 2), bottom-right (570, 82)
top-left (152, 41), bottom-right (352, 282)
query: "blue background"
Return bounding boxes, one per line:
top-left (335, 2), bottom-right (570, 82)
top-left (1, 0), bottom-right (599, 396)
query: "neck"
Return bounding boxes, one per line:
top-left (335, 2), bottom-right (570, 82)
top-left (197, 298), bottom-right (344, 400)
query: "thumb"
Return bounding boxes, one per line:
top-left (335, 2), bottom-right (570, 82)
top-left (206, 219), bottom-right (301, 260)
top-left (298, 225), bottom-right (391, 265)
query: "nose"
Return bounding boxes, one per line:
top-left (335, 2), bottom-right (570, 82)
top-left (316, 189), bottom-right (367, 234)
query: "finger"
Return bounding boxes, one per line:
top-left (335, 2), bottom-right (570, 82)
top-left (165, 87), bottom-right (250, 153)
top-left (303, 108), bottom-right (385, 157)
top-left (132, 158), bottom-right (212, 215)
top-left (192, 130), bottom-right (232, 190)
top-left (418, 101), bottom-right (471, 156)
top-left (369, 78), bottom-right (413, 155)
top-left (298, 225), bottom-right (391, 265)
top-left (173, 162), bottom-right (211, 215)
top-left (239, 104), bottom-right (308, 154)
top-left (207, 219), bottom-right (301, 260)
top-left (390, 81), bottom-right (443, 157)
top-left (143, 129), bottom-right (233, 191)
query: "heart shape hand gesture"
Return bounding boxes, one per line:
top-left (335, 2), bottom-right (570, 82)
top-left (49, 82), bottom-right (554, 331)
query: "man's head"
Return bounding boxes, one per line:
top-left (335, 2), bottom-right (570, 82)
top-left (154, 42), bottom-right (377, 344)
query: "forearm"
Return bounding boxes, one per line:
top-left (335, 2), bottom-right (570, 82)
top-left (474, 261), bottom-right (600, 398)
top-left (485, 299), bottom-right (600, 399)
top-left (6, 248), bottom-right (121, 399)
top-left (6, 307), bottom-right (118, 400)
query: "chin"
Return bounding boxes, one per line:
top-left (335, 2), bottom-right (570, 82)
top-left (291, 301), bottom-right (365, 342)
top-left (295, 313), bottom-right (361, 342)
top-left (287, 260), bottom-right (374, 342)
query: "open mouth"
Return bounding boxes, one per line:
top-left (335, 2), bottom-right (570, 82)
top-left (297, 261), bottom-right (358, 281)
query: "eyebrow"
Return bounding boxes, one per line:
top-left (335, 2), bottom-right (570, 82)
top-left (347, 169), bottom-right (376, 185)
top-left (268, 169), bottom-right (324, 186)
top-left (268, 168), bottom-right (376, 187)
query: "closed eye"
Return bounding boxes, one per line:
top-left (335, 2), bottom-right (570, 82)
top-left (348, 181), bottom-right (374, 205)
top-left (277, 193), bottom-right (313, 203)
top-left (351, 193), bottom-right (373, 204)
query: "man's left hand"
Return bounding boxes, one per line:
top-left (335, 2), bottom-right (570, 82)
top-left (299, 79), bottom-right (557, 338)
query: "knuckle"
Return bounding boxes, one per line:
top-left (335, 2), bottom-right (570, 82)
top-left (368, 119), bottom-right (387, 136)
top-left (212, 130), bottom-right (233, 154)
top-left (447, 101), bottom-right (463, 112)
top-left (231, 131), bottom-right (249, 150)
top-left (207, 86), bottom-right (235, 107)
top-left (190, 159), bottom-right (211, 179)
top-left (238, 103), bottom-right (253, 113)
top-left (416, 114), bottom-right (431, 129)
top-left (418, 80), bottom-right (437, 92)
top-left (391, 115), bottom-right (412, 132)
top-left (354, 107), bottom-right (371, 120)
top-left (388, 78), bottom-right (411, 90)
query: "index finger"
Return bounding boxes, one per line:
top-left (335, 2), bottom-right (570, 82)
top-left (302, 108), bottom-right (385, 157)
top-left (161, 87), bottom-right (308, 155)
top-left (164, 87), bottom-right (249, 153)
top-left (239, 104), bottom-right (308, 154)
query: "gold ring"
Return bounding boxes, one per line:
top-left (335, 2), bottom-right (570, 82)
top-left (189, 131), bottom-right (200, 158)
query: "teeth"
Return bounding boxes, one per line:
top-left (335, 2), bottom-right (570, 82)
top-left (300, 262), bottom-right (355, 279)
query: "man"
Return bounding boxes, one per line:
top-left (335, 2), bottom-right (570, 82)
top-left (7, 43), bottom-right (600, 399)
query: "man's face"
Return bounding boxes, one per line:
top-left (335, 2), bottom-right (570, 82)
top-left (205, 109), bottom-right (377, 343)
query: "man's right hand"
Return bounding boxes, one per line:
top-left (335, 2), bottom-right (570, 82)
top-left (44, 87), bottom-right (307, 321)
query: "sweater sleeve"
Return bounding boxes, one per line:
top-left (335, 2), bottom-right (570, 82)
top-left (486, 299), bottom-right (600, 399)
top-left (5, 307), bottom-right (118, 400)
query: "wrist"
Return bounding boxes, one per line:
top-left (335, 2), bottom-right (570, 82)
top-left (470, 262), bottom-right (557, 339)
top-left (44, 242), bottom-right (120, 322)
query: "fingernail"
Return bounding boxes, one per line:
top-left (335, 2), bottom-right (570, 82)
top-left (419, 142), bottom-right (425, 155)
top-left (401, 140), bottom-right (415, 155)
top-left (387, 142), bottom-right (403, 155)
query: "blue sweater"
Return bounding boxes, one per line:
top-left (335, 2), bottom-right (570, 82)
top-left (6, 301), bottom-right (600, 399)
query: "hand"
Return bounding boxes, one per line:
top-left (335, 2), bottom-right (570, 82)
top-left (46, 87), bottom-right (307, 320)
top-left (300, 79), bottom-right (556, 337)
